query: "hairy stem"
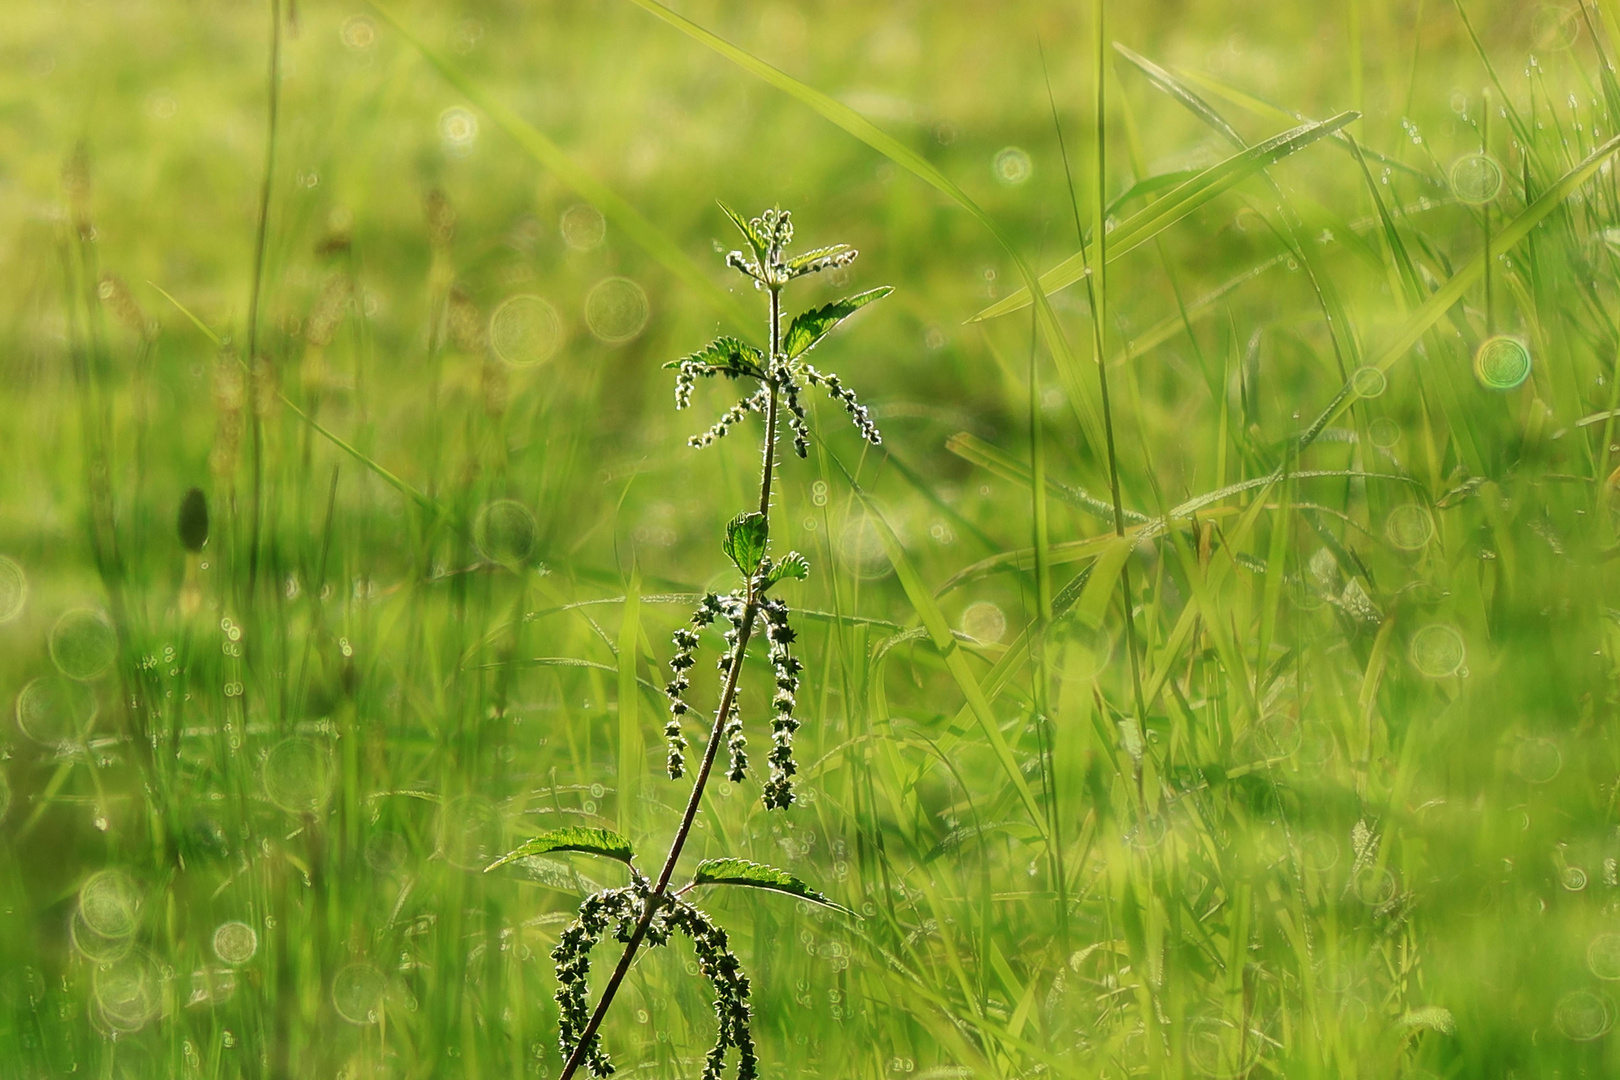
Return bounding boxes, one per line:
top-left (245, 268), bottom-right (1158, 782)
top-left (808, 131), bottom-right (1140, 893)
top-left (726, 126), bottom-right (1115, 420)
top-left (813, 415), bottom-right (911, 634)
top-left (557, 287), bottom-right (783, 1080)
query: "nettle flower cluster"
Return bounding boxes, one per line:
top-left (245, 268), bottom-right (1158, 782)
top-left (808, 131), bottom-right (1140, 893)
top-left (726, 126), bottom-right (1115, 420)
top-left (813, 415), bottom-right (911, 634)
top-left (491, 205), bottom-right (883, 1080)
top-left (671, 206), bottom-right (887, 455)
top-left (665, 543), bottom-right (809, 806)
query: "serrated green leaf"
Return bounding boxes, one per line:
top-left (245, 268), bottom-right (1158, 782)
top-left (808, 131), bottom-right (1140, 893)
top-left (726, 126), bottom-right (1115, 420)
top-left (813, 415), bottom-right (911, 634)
top-left (692, 858), bottom-right (857, 916)
top-left (785, 244), bottom-right (855, 275)
top-left (484, 827), bottom-right (634, 872)
top-left (718, 200), bottom-right (768, 265)
top-left (723, 511), bottom-right (769, 574)
top-left (766, 551), bottom-right (809, 587)
top-left (662, 336), bottom-right (766, 378)
top-left (782, 287), bottom-right (893, 359)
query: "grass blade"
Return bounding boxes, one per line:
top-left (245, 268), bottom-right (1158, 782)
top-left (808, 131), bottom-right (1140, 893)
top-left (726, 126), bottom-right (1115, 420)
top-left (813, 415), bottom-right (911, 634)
top-left (971, 111), bottom-right (1359, 322)
top-left (367, 0), bottom-right (759, 339)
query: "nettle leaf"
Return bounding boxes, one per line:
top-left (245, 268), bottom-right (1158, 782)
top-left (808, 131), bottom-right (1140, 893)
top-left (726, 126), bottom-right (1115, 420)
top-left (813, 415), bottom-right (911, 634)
top-left (723, 511), bottom-right (769, 575)
top-left (484, 827), bottom-right (634, 872)
top-left (718, 201), bottom-right (769, 265)
top-left (692, 858), bottom-right (857, 917)
top-left (782, 286), bottom-right (893, 359)
top-left (765, 551), bottom-right (809, 587)
top-left (785, 244), bottom-right (856, 278)
top-left (662, 336), bottom-right (766, 378)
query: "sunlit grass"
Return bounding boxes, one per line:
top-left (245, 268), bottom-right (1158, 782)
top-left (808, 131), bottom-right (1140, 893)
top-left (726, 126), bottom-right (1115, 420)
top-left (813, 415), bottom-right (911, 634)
top-left (1, 1), bottom-right (1618, 1078)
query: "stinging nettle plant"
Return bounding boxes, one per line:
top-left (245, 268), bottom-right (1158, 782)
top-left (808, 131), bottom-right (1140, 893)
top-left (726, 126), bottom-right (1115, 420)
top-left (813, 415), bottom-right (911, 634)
top-left (488, 204), bottom-right (887, 1080)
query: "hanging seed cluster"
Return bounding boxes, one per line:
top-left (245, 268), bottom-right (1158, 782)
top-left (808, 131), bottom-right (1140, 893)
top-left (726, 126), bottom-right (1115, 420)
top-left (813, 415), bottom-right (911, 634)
top-left (552, 877), bottom-right (757, 1080)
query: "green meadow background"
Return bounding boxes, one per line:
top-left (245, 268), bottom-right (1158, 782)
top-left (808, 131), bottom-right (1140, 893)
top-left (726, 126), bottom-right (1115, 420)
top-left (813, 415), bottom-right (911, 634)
top-left (1, 0), bottom-right (1617, 1077)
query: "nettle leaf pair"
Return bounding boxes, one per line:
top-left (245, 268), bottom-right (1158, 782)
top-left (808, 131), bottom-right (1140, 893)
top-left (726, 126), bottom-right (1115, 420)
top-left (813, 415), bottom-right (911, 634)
top-left (488, 829), bottom-right (852, 1080)
top-left (490, 207), bottom-right (881, 1080)
top-left (667, 204), bottom-right (889, 457)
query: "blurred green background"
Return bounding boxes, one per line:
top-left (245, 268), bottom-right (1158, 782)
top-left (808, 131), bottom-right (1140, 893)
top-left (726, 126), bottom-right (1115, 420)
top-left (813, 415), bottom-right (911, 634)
top-left (1, 0), bottom-right (1617, 1077)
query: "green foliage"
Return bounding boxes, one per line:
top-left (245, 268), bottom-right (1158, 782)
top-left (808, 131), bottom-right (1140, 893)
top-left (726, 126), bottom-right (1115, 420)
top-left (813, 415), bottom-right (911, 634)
top-left (722, 511), bottom-right (769, 575)
top-left (782, 287), bottom-right (893, 359)
top-left (485, 827), bottom-right (636, 871)
top-left (663, 336), bottom-right (766, 378)
top-left (691, 858), bottom-right (856, 917)
top-left (764, 551), bottom-right (809, 587)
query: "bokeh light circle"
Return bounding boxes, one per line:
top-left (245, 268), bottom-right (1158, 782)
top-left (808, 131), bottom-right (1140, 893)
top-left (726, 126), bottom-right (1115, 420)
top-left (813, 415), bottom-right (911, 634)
top-left (474, 500), bottom-right (539, 566)
top-left (1473, 335), bottom-right (1531, 390)
top-left (1351, 366), bottom-right (1386, 398)
top-left (1450, 153), bottom-right (1504, 204)
top-left (0, 555), bottom-right (27, 622)
top-left (1556, 989), bottom-right (1612, 1041)
top-left (94, 950), bottom-right (161, 1033)
top-left (584, 277), bottom-right (649, 344)
top-left (16, 675), bottom-right (97, 746)
top-left (1384, 505), bottom-right (1434, 551)
top-left (50, 608), bottom-right (117, 681)
top-left (214, 921), bottom-right (259, 965)
top-left (263, 737), bottom-right (333, 814)
top-left (333, 962), bottom-right (388, 1024)
top-left (960, 601), bottom-right (1007, 644)
top-left (1409, 624), bottom-right (1465, 678)
top-left (489, 294), bottom-right (563, 367)
top-left (560, 203), bottom-right (606, 251)
top-left (1589, 933), bottom-right (1620, 980)
top-left (993, 147), bottom-right (1032, 185)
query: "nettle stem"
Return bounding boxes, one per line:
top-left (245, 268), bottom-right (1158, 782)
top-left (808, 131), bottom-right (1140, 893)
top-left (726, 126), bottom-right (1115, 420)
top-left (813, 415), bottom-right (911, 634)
top-left (556, 288), bottom-right (783, 1080)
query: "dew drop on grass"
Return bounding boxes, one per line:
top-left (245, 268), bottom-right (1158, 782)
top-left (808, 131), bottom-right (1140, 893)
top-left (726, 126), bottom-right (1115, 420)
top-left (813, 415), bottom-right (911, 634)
top-left (93, 949), bottom-right (161, 1033)
top-left (15, 675), bottom-right (96, 746)
top-left (438, 794), bottom-right (502, 870)
top-left (474, 500), bottom-right (539, 566)
top-left (50, 608), bottom-right (117, 681)
top-left (1351, 366), bottom-right (1386, 398)
top-left (262, 737), bottom-right (333, 814)
top-left (1450, 153), bottom-right (1504, 204)
top-left (1384, 504), bottom-right (1435, 550)
top-left (333, 962), bottom-right (387, 1024)
top-left (959, 601), bottom-right (1006, 644)
top-left (489, 295), bottom-right (563, 367)
top-left (1562, 865), bottom-right (1588, 891)
top-left (0, 555), bottom-right (26, 622)
top-left (1409, 624), bottom-right (1465, 677)
top-left (1473, 335), bottom-right (1531, 390)
top-left (1368, 417), bottom-right (1401, 449)
top-left (560, 203), bottom-right (606, 251)
top-left (584, 277), bottom-right (649, 344)
top-left (1556, 989), bottom-right (1612, 1040)
top-left (213, 921), bottom-right (259, 965)
top-left (992, 146), bottom-right (1032, 185)
top-left (1588, 933), bottom-right (1620, 980)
